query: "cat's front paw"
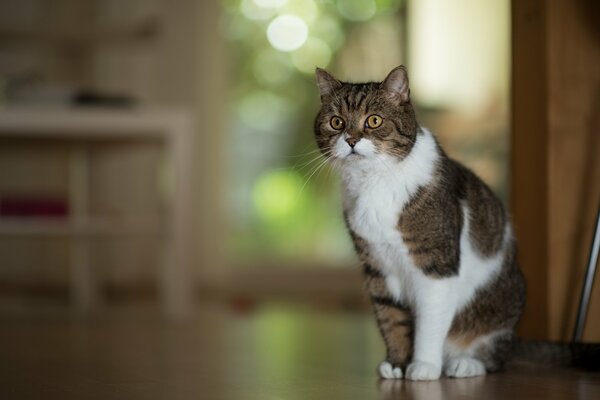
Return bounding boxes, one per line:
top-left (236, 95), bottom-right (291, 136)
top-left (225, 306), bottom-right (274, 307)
top-left (405, 361), bottom-right (441, 381)
top-left (378, 361), bottom-right (403, 379)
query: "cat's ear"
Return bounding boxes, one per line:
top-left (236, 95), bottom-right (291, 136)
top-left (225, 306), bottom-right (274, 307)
top-left (380, 65), bottom-right (410, 103)
top-left (315, 68), bottom-right (341, 100)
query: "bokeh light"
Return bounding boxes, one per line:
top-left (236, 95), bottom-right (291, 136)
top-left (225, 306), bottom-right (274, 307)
top-left (291, 37), bottom-right (332, 74)
top-left (267, 15), bottom-right (309, 51)
top-left (253, 170), bottom-right (305, 222)
top-left (374, 0), bottom-right (401, 14)
top-left (223, 12), bottom-right (258, 41)
top-left (310, 14), bottom-right (345, 51)
top-left (237, 91), bottom-right (293, 131)
top-left (279, 0), bottom-right (319, 23)
top-left (253, 49), bottom-right (294, 85)
top-left (240, 0), bottom-right (277, 20)
top-left (254, 0), bottom-right (287, 8)
top-left (336, 0), bottom-right (377, 21)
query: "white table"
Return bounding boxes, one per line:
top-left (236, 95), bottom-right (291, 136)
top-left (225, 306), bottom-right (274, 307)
top-left (0, 107), bottom-right (194, 318)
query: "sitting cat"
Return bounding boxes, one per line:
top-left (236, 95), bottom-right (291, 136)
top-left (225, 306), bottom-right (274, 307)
top-left (313, 65), bottom-right (597, 380)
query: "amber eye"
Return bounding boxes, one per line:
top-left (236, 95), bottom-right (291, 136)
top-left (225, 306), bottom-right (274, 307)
top-left (366, 115), bottom-right (383, 129)
top-left (330, 116), bottom-right (345, 130)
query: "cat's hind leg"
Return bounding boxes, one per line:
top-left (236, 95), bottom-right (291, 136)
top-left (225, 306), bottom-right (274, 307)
top-left (444, 329), bottom-right (515, 378)
top-left (473, 330), bottom-right (516, 372)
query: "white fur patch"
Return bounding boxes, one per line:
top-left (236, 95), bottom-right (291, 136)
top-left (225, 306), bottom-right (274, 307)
top-left (454, 206), bottom-right (508, 311)
top-left (385, 274), bottom-right (402, 300)
top-left (444, 357), bottom-right (486, 378)
top-left (378, 361), bottom-right (403, 379)
top-left (405, 360), bottom-right (442, 381)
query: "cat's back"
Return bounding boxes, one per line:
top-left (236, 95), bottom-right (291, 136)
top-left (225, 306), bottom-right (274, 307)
top-left (446, 159), bottom-right (508, 258)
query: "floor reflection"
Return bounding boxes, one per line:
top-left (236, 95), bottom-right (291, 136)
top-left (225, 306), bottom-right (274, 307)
top-left (0, 302), bottom-right (598, 399)
top-left (379, 375), bottom-right (487, 400)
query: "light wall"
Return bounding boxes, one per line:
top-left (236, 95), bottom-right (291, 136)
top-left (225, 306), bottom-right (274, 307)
top-left (409, 0), bottom-right (509, 116)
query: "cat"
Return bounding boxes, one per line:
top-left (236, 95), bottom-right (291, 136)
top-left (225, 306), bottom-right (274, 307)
top-left (313, 65), bottom-right (598, 380)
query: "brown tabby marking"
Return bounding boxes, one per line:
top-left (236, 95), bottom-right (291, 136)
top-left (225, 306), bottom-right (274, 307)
top-left (364, 264), bottom-right (413, 367)
top-left (458, 164), bottom-right (507, 257)
top-left (398, 177), bottom-right (462, 279)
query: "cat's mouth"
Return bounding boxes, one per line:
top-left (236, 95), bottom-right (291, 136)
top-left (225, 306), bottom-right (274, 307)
top-left (346, 150), bottom-right (365, 159)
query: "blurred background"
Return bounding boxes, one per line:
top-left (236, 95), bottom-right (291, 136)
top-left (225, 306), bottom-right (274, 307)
top-left (0, 0), bottom-right (510, 302)
top-left (0, 1), bottom-right (598, 394)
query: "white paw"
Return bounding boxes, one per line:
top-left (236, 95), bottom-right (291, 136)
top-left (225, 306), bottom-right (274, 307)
top-left (378, 361), bottom-right (403, 379)
top-left (405, 361), bottom-right (441, 381)
top-left (445, 357), bottom-right (486, 378)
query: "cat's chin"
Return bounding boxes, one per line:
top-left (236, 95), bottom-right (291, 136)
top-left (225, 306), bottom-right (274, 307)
top-left (346, 152), bottom-right (365, 160)
top-left (339, 153), bottom-right (368, 165)
top-left (338, 153), bottom-right (377, 170)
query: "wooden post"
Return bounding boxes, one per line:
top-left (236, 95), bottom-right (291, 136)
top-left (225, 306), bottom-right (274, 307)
top-left (511, 0), bottom-right (550, 340)
top-left (511, 0), bottom-right (600, 340)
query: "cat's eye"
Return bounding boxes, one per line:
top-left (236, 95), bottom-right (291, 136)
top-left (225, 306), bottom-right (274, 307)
top-left (330, 116), bottom-right (345, 130)
top-left (366, 115), bottom-right (383, 129)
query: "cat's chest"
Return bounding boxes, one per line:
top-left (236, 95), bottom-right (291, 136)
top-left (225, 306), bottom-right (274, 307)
top-left (346, 191), bottom-right (402, 244)
top-left (343, 172), bottom-right (417, 281)
top-left (345, 178), bottom-right (417, 302)
top-left (344, 171), bottom-right (412, 245)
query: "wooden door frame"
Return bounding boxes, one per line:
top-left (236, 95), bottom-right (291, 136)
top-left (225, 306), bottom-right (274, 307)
top-left (511, 0), bottom-right (600, 340)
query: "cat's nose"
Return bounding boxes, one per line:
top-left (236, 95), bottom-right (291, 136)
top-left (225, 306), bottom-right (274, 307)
top-left (346, 137), bottom-right (359, 148)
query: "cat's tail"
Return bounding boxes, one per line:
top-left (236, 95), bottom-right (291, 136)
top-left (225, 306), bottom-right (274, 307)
top-left (512, 339), bottom-right (600, 370)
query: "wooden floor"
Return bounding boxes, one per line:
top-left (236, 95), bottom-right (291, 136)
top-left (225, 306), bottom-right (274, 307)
top-left (0, 302), bottom-right (598, 399)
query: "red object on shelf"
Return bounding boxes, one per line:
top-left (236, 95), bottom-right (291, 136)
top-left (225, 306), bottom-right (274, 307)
top-left (0, 196), bottom-right (68, 217)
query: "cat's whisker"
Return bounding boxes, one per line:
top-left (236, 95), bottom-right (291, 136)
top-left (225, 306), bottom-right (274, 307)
top-left (330, 157), bottom-right (343, 179)
top-left (315, 155), bottom-right (336, 182)
top-left (285, 147), bottom-right (323, 159)
top-left (295, 154), bottom-right (325, 171)
top-left (297, 154), bottom-right (332, 198)
top-left (297, 141), bottom-right (321, 153)
top-left (268, 149), bottom-right (333, 177)
top-left (302, 153), bottom-right (331, 179)
top-left (325, 159), bottom-right (337, 182)
top-left (293, 150), bottom-right (332, 172)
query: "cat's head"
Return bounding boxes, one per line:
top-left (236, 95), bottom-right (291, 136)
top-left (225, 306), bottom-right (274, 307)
top-left (313, 66), bottom-right (419, 165)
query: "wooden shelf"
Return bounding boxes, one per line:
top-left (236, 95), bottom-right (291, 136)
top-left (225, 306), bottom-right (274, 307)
top-left (0, 106), bottom-right (194, 317)
top-left (0, 216), bottom-right (162, 237)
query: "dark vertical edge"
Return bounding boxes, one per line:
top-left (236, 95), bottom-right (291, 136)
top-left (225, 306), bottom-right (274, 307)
top-left (510, 0), bottom-right (550, 339)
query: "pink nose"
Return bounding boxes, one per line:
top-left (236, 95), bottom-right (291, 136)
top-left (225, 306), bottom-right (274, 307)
top-left (346, 137), bottom-right (359, 147)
